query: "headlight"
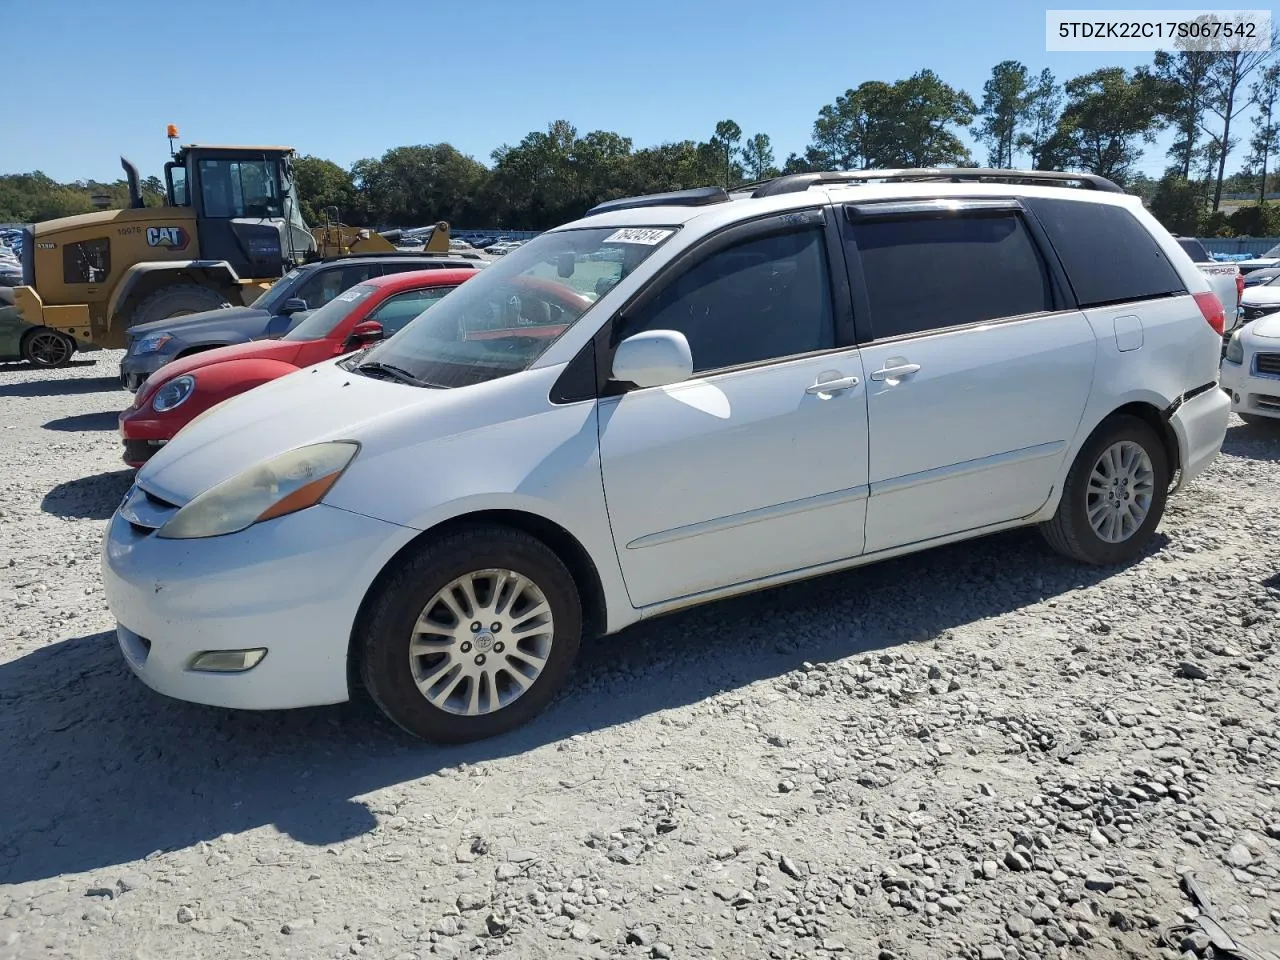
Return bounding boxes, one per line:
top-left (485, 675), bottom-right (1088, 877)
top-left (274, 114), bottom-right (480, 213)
top-left (133, 333), bottom-right (173, 354)
top-left (156, 441), bottom-right (359, 540)
top-left (151, 375), bottom-right (196, 412)
top-left (1224, 332), bottom-right (1244, 365)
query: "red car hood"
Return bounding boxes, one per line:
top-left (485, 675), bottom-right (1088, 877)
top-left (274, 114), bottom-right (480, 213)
top-left (137, 338), bottom-right (305, 396)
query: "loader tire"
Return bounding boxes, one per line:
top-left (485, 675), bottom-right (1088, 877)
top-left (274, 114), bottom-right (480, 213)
top-left (130, 284), bottom-right (231, 328)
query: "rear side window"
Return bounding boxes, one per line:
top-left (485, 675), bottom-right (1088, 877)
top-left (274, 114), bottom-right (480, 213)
top-left (846, 214), bottom-right (1052, 339)
top-left (1028, 198), bottom-right (1186, 308)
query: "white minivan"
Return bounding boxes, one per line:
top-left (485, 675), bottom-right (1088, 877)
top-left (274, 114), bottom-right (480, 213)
top-left (103, 169), bottom-right (1231, 743)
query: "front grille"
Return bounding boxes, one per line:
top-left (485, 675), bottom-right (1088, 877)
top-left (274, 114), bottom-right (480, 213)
top-left (119, 483), bottom-right (180, 534)
top-left (1242, 305), bottom-right (1279, 322)
top-left (1251, 393), bottom-right (1280, 411)
top-left (1255, 353), bottom-right (1280, 377)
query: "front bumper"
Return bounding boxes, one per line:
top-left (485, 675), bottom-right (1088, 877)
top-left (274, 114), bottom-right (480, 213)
top-left (1220, 357), bottom-right (1280, 420)
top-left (1169, 385), bottom-right (1230, 493)
top-left (119, 351), bottom-right (169, 392)
top-left (102, 500), bottom-right (418, 710)
top-left (119, 406), bottom-right (170, 467)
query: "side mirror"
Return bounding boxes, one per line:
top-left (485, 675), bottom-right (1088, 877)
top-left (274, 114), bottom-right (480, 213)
top-left (346, 319), bottom-right (384, 346)
top-left (611, 330), bottom-right (693, 389)
top-left (263, 313), bottom-right (290, 338)
top-left (279, 297), bottom-right (308, 316)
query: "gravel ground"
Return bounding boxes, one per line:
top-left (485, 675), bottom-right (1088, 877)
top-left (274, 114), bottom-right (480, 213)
top-left (1, 351), bottom-right (1278, 960)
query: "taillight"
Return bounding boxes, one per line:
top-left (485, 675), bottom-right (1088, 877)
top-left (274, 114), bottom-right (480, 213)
top-left (1194, 290), bottom-right (1225, 335)
top-left (1236, 272), bottom-right (1245, 301)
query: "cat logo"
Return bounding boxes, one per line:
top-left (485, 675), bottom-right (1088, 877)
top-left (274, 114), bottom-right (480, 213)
top-left (146, 226), bottom-right (190, 251)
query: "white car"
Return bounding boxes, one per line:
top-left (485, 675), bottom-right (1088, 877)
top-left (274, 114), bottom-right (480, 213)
top-left (1238, 275), bottom-right (1280, 326)
top-left (102, 169), bottom-right (1230, 743)
top-left (1221, 313), bottom-right (1280, 424)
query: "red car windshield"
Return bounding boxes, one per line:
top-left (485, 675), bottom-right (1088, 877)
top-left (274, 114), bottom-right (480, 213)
top-left (282, 284), bottom-right (378, 342)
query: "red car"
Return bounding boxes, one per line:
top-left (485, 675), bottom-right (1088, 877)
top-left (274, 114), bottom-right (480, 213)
top-left (119, 269), bottom-right (478, 468)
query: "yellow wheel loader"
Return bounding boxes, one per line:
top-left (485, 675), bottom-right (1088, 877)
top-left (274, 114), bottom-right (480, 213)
top-left (10, 135), bottom-right (451, 359)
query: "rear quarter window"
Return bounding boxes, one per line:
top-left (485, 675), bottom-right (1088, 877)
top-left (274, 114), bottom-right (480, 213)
top-left (1028, 197), bottom-right (1186, 308)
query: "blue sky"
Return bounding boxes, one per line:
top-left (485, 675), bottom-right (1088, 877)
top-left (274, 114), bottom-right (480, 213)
top-left (4, 0), bottom-right (1266, 184)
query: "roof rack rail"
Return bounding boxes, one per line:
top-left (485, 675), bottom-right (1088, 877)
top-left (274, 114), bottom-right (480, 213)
top-left (586, 186), bottom-right (730, 217)
top-left (749, 168), bottom-right (1124, 198)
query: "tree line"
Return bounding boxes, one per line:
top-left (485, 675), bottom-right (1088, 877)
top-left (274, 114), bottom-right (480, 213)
top-left (4, 40), bottom-right (1279, 238)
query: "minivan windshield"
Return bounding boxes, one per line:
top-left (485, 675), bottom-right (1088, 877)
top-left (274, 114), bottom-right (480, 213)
top-left (283, 283), bottom-right (377, 341)
top-left (352, 225), bottom-right (675, 388)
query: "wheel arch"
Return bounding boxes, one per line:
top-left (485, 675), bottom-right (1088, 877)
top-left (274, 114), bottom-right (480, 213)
top-left (108, 261), bottom-right (244, 327)
top-left (1108, 400), bottom-right (1180, 480)
top-left (174, 342), bottom-right (227, 360)
top-left (19, 325), bottom-right (76, 363)
top-left (346, 509), bottom-right (609, 691)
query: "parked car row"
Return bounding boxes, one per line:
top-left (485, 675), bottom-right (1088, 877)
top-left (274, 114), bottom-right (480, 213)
top-left (1222, 268), bottom-right (1280, 424)
top-left (118, 252), bottom-right (483, 389)
top-left (119, 269), bottom-right (478, 466)
top-left (2, 228), bottom-right (82, 366)
top-left (487, 240), bottom-right (526, 256)
top-left (102, 169), bottom-right (1233, 747)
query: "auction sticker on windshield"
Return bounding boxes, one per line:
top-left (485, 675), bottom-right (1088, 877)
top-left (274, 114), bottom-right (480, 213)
top-left (604, 228), bottom-right (675, 245)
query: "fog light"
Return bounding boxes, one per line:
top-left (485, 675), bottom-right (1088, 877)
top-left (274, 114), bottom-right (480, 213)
top-left (189, 649), bottom-right (267, 673)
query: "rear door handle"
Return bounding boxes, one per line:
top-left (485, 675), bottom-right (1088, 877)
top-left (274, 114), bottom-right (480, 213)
top-left (870, 362), bottom-right (921, 382)
top-left (806, 376), bottom-right (860, 395)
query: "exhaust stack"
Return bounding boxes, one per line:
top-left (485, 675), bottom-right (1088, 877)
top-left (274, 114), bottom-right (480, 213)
top-left (120, 157), bottom-right (145, 209)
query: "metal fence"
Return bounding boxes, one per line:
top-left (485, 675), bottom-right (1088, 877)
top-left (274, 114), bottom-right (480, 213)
top-left (1198, 237), bottom-right (1280, 257)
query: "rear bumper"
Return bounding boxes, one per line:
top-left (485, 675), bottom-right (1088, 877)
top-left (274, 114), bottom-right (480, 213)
top-left (1169, 385), bottom-right (1230, 493)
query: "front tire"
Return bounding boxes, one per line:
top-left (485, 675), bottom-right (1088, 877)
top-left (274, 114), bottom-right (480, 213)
top-left (21, 328), bottom-right (76, 368)
top-left (131, 284), bottom-right (231, 327)
top-left (358, 525), bottom-right (582, 743)
top-left (1040, 415), bottom-right (1169, 566)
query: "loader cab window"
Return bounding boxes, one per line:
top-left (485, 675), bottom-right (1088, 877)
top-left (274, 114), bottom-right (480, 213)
top-left (197, 159), bottom-right (283, 219)
top-left (62, 238), bottom-right (110, 285)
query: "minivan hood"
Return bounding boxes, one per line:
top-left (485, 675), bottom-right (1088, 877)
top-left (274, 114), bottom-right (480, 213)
top-left (135, 357), bottom-right (558, 508)
top-left (127, 305), bottom-right (270, 339)
top-left (136, 359), bottom-right (427, 503)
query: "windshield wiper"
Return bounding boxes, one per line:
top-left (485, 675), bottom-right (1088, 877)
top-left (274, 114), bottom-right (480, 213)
top-left (354, 360), bottom-right (436, 388)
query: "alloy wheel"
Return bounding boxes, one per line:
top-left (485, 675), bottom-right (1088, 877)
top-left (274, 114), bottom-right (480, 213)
top-left (408, 568), bottom-right (555, 716)
top-left (1086, 440), bottom-right (1155, 543)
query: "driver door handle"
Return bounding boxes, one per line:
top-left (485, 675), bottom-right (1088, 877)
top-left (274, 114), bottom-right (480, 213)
top-left (870, 362), bottom-right (921, 382)
top-left (806, 376), bottom-right (860, 395)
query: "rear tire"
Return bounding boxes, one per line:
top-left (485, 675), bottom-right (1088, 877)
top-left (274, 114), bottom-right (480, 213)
top-left (1040, 415), bottom-right (1169, 566)
top-left (21, 328), bottom-right (76, 368)
top-left (130, 284), bottom-right (231, 327)
top-left (357, 524), bottom-right (582, 743)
